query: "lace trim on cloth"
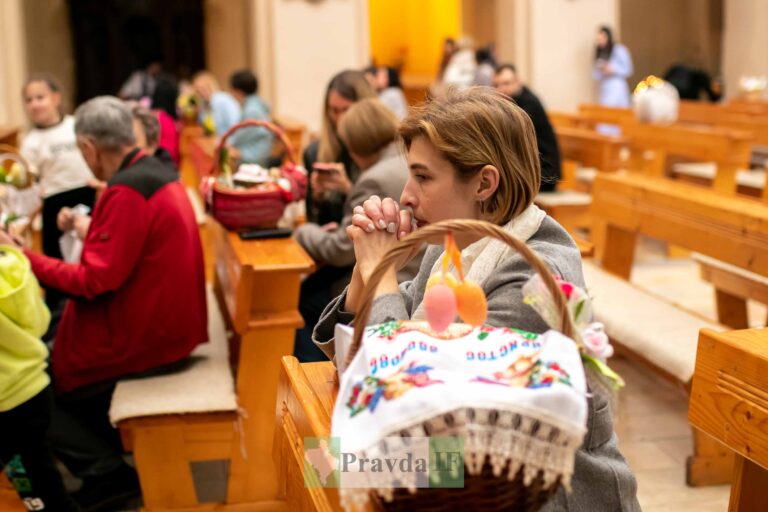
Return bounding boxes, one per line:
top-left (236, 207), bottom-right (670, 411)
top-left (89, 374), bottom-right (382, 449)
top-left (339, 406), bottom-right (585, 511)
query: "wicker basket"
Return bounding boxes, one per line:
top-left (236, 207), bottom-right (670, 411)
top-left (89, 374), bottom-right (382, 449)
top-left (343, 219), bottom-right (576, 512)
top-left (205, 120), bottom-right (307, 231)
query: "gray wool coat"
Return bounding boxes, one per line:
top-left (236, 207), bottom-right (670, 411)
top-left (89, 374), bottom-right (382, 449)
top-left (313, 216), bottom-right (641, 511)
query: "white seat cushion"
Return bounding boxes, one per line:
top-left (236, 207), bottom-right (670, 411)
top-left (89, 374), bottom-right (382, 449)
top-left (535, 190), bottom-right (592, 207)
top-left (672, 162), bottom-right (763, 189)
top-left (582, 261), bottom-right (725, 383)
top-left (186, 186), bottom-right (207, 226)
top-left (109, 286), bottom-right (237, 424)
top-left (575, 167), bottom-right (598, 184)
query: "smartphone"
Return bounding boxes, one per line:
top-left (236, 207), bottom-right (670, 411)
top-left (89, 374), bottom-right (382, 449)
top-left (312, 163), bottom-right (338, 176)
top-left (239, 228), bottom-right (293, 240)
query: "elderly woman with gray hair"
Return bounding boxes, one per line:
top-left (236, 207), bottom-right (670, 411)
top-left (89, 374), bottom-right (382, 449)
top-left (131, 104), bottom-right (175, 167)
top-left (0, 95), bottom-right (207, 511)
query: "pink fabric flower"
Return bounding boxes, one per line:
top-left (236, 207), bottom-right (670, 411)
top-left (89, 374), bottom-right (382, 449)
top-left (582, 322), bottom-right (613, 360)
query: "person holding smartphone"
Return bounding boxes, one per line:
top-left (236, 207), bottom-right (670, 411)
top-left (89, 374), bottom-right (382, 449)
top-left (303, 70), bottom-right (376, 225)
top-left (293, 98), bottom-right (417, 362)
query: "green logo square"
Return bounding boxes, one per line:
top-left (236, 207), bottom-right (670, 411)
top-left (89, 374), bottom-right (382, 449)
top-left (429, 437), bottom-right (464, 488)
top-left (304, 437), bottom-right (340, 488)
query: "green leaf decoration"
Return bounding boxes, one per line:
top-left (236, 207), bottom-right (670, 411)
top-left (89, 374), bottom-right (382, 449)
top-left (582, 354), bottom-right (625, 390)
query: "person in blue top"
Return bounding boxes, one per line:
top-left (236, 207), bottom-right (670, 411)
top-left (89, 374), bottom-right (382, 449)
top-left (192, 71), bottom-right (241, 136)
top-left (592, 26), bottom-right (634, 107)
top-left (228, 70), bottom-right (274, 167)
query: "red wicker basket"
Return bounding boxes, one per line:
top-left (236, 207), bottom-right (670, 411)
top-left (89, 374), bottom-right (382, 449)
top-left (203, 119), bottom-right (307, 231)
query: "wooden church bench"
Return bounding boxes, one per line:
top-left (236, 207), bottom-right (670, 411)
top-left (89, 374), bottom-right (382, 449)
top-left (689, 328), bottom-right (768, 511)
top-left (694, 253), bottom-right (768, 329)
top-left (534, 189), bottom-right (592, 234)
top-left (577, 104), bottom-right (635, 129)
top-left (274, 357), bottom-right (344, 512)
top-left (110, 219), bottom-right (314, 510)
top-left (534, 126), bottom-right (628, 231)
top-left (582, 261), bottom-right (725, 390)
top-left (678, 100), bottom-right (768, 148)
top-left (619, 122), bottom-right (753, 195)
top-left (671, 162), bottom-right (764, 198)
top-left (109, 288), bottom-right (239, 510)
top-left (591, 171), bottom-right (768, 485)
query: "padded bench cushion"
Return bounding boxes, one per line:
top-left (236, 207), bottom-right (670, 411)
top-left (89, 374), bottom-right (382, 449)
top-left (109, 287), bottom-right (237, 425)
top-left (535, 190), bottom-right (592, 207)
top-left (575, 167), bottom-right (598, 184)
top-left (582, 261), bottom-right (725, 383)
top-left (672, 162), bottom-right (764, 189)
top-left (186, 186), bottom-right (207, 226)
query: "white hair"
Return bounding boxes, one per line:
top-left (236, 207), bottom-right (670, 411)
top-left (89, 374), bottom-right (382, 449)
top-left (74, 96), bottom-right (136, 150)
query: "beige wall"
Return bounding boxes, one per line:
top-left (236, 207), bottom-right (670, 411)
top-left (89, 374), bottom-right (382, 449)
top-left (0, 0), bottom-right (28, 127)
top-left (462, 0), bottom-right (496, 48)
top-left (22, 0), bottom-right (76, 116)
top-left (268, 0), bottom-right (369, 133)
top-left (204, 0), bottom-right (251, 89)
top-left (528, 0), bottom-right (618, 112)
top-left (722, 0), bottom-right (768, 100)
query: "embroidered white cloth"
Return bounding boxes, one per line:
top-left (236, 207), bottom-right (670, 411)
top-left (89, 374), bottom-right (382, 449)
top-left (412, 204), bottom-right (547, 320)
top-left (332, 320), bottom-right (588, 508)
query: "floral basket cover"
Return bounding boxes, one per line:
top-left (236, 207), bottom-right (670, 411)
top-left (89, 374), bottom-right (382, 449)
top-left (332, 320), bottom-right (587, 508)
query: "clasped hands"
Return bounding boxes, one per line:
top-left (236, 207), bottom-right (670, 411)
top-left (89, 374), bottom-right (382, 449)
top-left (344, 195), bottom-right (416, 312)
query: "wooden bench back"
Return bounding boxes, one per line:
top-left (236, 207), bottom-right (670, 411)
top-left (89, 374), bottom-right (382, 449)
top-left (577, 104), bottom-right (635, 128)
top-left (593, 172), bottom-right (768, 278)
top-left (727, 99), bottom-right (768, 116)
top-left (620, 123), bottom-right (753, 195)
top-left (678, 101), bottom-right (768, 146)
top-left (555, 125), bottom-right (627, 172)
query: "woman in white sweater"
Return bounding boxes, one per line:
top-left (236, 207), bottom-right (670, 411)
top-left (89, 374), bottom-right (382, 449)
top-left (20, 74), bottom-right (97, 312)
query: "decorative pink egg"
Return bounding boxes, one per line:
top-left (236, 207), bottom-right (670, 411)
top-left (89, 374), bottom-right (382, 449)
top-left (424, 283), bottom-right (457, 332)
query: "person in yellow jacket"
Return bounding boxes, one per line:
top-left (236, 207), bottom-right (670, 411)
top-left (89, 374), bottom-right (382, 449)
top-left (0, 244), bottom-right (79, 511)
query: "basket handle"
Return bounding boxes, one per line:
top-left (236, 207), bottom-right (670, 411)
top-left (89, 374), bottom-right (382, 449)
top-left (344, 219), bottom-right (577, 368)
top-left (209, 119), bottom-right (296, 177)
top-left (0, 144), bottom-right (32, 173)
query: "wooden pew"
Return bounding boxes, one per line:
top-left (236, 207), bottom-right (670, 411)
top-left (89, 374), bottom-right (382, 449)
top-left (554, 125), bottom-right (627, 190)
top-left (689, 328), bottom-right (768, 511)
top-left (590, 171), bottom-right (768, 486)
top-left (577, 104), bottom-right (634, 129)
top-left (620, 122), bottom-right (754, 196)
top-left (274, 357), bottom-right (343, 512)
top-left (678, 101), bottom-right (768, 146)
top-left (694, 253), bottom-right (768, 329)
top-left (727, 98), bottom-right (768, 116)
top-left (113, 220), bottom-right (314, 510)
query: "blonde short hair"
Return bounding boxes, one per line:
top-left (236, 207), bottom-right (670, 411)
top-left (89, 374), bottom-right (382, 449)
top-left (399, 87), bottom-right (540, 224)
top-left (337, 99), bottom-right (399, 157)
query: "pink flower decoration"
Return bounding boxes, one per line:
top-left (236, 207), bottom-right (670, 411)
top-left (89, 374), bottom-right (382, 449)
top-left (582, 322), bottom-right (613, 359)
